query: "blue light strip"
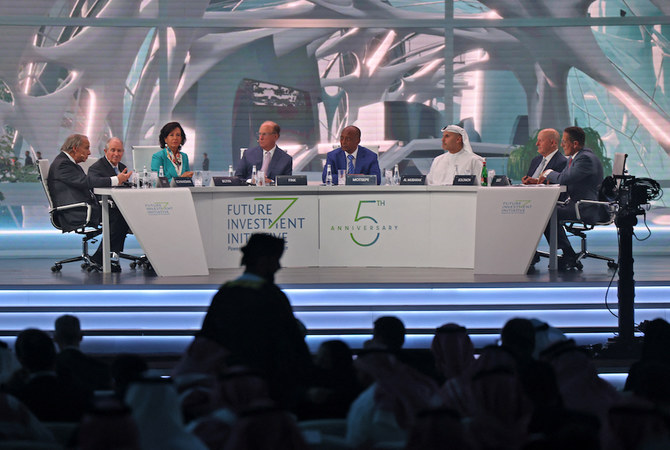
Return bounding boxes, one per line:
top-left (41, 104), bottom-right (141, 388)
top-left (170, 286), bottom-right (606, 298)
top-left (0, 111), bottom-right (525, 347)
top-left (1, 285), bottom-right (668, 306)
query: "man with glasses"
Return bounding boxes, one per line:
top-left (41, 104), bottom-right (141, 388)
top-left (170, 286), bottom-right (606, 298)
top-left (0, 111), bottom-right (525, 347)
top-left (235, 121), bottom-right (292, 183)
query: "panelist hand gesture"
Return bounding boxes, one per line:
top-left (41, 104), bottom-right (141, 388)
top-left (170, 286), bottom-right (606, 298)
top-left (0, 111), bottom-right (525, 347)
top-left (522, 176), bottom-right (539, 185)
top-left (118, 168), bottom-right (132, 184)
top-left (181, 171), bottom-right (194, 178)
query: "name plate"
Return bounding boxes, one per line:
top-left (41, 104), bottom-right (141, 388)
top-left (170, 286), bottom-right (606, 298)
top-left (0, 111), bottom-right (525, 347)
top-left (345, 174), bottom-right (377, 185)
top-left (491, 175), bottom-right (512, 186)
top-left (276, 175), bottom-right (307, 186)
top-left (400, 175), bottom-right (426, 185)
top-left (157, 176), bottom-right (170, 188)
top-left (211, 176), bottom-right (245, 186)
top-left (170, 177), bottom-right (194, 187)
top-left (453, 175), bottom-right (477, 186)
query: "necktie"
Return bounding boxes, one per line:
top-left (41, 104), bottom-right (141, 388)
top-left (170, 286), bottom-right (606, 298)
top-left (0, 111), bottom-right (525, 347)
top-left (568, 157), bottom-right (573, 168)
top-left (347, 154), bottom-right (355, 174)
top-left (532, 158), bottom-right (547, 178)
top-left (260, 151), bottom-right (271, 174)
top-left (114, 166), bottom-right (119, 175)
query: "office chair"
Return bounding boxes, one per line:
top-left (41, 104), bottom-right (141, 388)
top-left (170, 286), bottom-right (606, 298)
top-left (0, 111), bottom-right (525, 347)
top-left (37, 159), bottom-right (102, 272)
top-left (562, 199), bottom-right (619, 269)
top-left (560, 153), bottom-right (627, 270)
top-left (535, 153), bottom-right (625, 271)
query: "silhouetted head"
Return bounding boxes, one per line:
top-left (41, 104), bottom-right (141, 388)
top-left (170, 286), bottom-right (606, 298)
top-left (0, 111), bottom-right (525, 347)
top-left (54, 314), bottom-right (83, 349)
top-left (15, 328), bottom-right (56, 372)
top-left (372, 316), bottom-right (406, 351)
top-left (501, 318), bottom-right (536, 359)
top-left (240, 233), bottom-right (285, 282)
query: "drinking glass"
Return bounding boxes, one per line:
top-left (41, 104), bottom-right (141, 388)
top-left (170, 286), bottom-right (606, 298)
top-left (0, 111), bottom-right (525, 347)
top-left (338, 169), bottom-right (346, 186)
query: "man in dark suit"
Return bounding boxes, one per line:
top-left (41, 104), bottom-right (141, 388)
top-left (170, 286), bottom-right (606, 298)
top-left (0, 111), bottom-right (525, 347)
top-left (522, 128), bottom-right (567, 185)
top-left (539, 126), bottom-right (606, 270)
top-left (322, 125), bottom-right (381, 185)
top-left (235, 121), bottom-right (292, 182)
top-left (54, 315), bottom-right (112, 393)
top-left (47, 134), bottom-right (101, 232)
top-left (87, 137), bottom-right (133, 269)
top-left (524, 128), bottom-right (568, 267)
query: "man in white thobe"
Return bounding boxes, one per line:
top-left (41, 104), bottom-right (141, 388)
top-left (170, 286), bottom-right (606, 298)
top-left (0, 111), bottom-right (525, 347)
top-left (426, 125), bottom-right (484, 185)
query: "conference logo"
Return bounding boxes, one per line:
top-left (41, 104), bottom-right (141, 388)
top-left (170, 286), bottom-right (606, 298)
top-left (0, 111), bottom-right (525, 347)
top-left (329, 200), bottom-right (399, 247)
top-left (225, 197), bottom-right (306, 249)
top-left (501, 199), bottom-right (533, 215)
top-left (144, 201), bottom-right (173, 216)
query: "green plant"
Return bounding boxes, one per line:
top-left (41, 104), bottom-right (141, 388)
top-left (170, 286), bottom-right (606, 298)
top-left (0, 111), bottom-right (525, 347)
top-left (507, 130), bottom-right (540, 182)
top-left (583, 127), bottom-right (612, 175)
top-left (507, 127), bottom-right (612, 181)
top-left (0, 133), bottom-right (39, 186)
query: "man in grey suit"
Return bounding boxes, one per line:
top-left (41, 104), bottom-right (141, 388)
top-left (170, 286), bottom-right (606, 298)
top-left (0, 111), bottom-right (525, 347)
top-left (87, 137), bottom-right (133, 269)
top-left (235, 121), bottom-right (292, 183)
top-left (539, 126), bottom-right (606, 270)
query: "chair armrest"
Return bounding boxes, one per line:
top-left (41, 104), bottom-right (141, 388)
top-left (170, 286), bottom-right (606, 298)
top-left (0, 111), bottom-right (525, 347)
top-left (51, 202), bottom-right (93, 225)
top-left (574, 199), bottom-right (618, 223)
top-left (51, 202), bottom-right (89, 212)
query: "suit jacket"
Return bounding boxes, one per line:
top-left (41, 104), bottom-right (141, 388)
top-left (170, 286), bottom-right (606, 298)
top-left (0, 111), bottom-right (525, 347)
top-left (546, 147), bottom-right (605, 223)
top-left (87, 157), bottom-right (128, 190)
top-left (235, 146), bottom-right (293, 180)
top-left (526, 152), bottom-right (568, 177)
top-left (322, 146), bottom-right (381, 185)
top-left (47, 152), bottom-right (100, 232)
top-left (86, 157), bottom-right (130, 253)
top-left (151, 148), bottom-right (190, 182)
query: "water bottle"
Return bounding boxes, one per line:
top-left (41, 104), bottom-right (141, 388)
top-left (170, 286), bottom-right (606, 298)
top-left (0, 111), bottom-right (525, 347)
top-left (392, 164), bottom-right (400, 185)
top-left (142, 165), bottom-right (148, 189)
top-left (325, 164), bottom-right (333, 186)
top-left (159, 165), bottom-right (164, 178)
top-left (251, 165), bottom-right (257, 185)
top-left (481, 159), bottom-right (488, 186)
top-left (228, 165), bottom-right (234, 177)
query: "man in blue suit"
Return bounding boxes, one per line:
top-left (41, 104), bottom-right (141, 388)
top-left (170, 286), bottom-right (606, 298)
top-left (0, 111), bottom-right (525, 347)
top-left (235, 121), bottom-right (292, 183)
top-left (522, 128), bottom-right (567, 185)
top-left (539, 126), bottom-right (607, 270)
top-left (322, 125), bottom-right (381, 185)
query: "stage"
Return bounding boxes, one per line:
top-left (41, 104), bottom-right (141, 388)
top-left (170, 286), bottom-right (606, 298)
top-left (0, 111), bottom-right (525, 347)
top-left (1, 241), bottom-right (669, 371)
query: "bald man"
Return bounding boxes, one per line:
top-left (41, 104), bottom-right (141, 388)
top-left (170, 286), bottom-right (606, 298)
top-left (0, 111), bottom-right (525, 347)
top-left (87, 137), bottom-right (132, 270)
top-left (235, 121), bottom-right (292, 182)
top-left (322, 125), bottom-right (381, 185)
top-left (522, 128), bottom-right (567, 185)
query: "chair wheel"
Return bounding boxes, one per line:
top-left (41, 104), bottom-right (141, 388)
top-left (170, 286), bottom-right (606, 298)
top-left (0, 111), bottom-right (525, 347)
top-left (51, 264), bottom-right (62, 272)
top-left (575, 261), bottom-right (583, 271)
top-left (608, 261), bottom-right (618, 269)
top-left (81, 262), bottom-right (89, 269)
top-left (129, 262), bottom-right (137, 269)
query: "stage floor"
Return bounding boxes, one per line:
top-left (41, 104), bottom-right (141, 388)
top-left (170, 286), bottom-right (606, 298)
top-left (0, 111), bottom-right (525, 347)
top-left (2, 255), bottom-right (669, 288)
